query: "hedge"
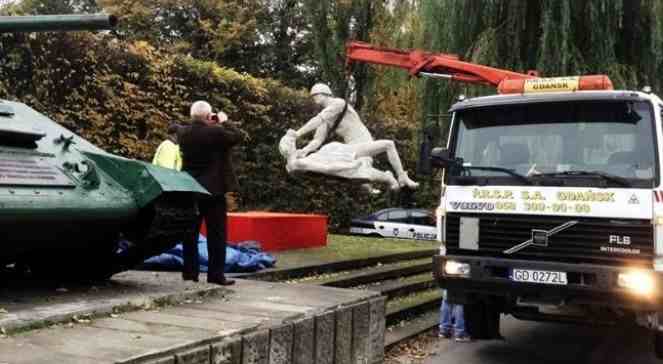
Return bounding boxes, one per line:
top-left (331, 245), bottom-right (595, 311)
top-left (0, 32), bottom-right (437, 229)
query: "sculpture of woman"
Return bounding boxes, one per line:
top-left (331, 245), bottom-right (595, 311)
top-left (279, 83), bottom-right (418, 191)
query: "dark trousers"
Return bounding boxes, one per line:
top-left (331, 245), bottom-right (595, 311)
top-left (183, 196), bottom-right (227, 280)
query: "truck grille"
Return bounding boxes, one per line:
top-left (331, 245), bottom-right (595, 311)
top-left (446, 213), bottom-right (654, 265)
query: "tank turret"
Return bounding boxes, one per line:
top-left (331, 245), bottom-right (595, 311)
top-left (0, 14), bottom-right (210, 281)
top-left (0, 14), bottom-right (118, 33)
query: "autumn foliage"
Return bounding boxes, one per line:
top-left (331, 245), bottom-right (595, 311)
top-left (0, 30), bottom-right (426, 228)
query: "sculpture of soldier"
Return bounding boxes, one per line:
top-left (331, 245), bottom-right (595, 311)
top-left (279, 83), bottom-right (418, 191)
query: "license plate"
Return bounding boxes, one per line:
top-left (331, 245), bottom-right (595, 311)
top-left (510, 268), bottom-right (567, 285)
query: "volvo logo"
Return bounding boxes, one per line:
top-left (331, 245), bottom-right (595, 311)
top-left (449, 201), bottom-right (495, 211)
top-left (504, 221), bottom-right (579, 254)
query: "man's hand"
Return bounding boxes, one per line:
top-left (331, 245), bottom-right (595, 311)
top-left (225, 192), bottom-right (240, 212)
top-left (295, 149), bottom-right (310, 159)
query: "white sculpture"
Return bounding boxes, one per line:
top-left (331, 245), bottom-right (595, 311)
top-left (279, 83), bottom-right (418, 191)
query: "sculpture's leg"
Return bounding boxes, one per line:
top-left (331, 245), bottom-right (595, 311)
top-left (353, 140), bottom-right (419, 189)
top-left (371, 170), bottom-right (399, 190)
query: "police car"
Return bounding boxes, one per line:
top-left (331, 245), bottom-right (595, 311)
top-left (349, 208), bottom-right (437, 241)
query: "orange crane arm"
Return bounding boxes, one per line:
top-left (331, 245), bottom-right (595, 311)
top-left (346, 41), bottom-right (538, 87)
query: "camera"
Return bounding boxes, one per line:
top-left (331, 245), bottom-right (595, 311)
top-left (208, 112), bottom-right (228, 124)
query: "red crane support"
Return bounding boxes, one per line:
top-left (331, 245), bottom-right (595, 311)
top-left (346, 41), bottom-right (537, 87)
top-left (345, 41), bottom-right (613, 93)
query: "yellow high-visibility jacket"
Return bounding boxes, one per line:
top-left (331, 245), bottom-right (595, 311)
top-left (152, 139), bottom-right (182, 171)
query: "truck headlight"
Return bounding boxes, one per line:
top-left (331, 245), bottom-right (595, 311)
top-left (444, 260), bottom-right (471, 277)
top-left (618, 270), bottom-right (655, 296)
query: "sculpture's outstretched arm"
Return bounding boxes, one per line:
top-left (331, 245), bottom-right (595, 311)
top-left (299, 122), bottom-right (328, 156)
top-left (296, 98), bottom-right (345, 138)
top-left (296, 114), bottom-right (326, 138)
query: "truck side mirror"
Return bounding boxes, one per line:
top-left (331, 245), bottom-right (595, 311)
top-left (417, 135), bottom-right (433, 175)
top-left (431, 147), bottom-right (452, 168)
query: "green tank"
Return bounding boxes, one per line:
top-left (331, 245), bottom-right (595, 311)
top-left (0, 15), bottom-right (209, 280)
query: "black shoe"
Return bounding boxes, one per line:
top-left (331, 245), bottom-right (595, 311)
top-left (208, 277), bottom-right (235, 286)
top-left (182, 274), bottom-right (199, 282)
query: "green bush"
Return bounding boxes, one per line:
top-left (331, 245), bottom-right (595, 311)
top-left (0, 32), bottom-right (432, 229)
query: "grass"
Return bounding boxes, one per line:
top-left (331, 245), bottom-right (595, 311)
top-left (290, 258), bottom-right (432, 285)
top-left (355, 271), bottom-right (435, 290)
top-left (269, 234), bottom-right (438, 270)
top-left (386, 289), bottom-right (443, 314)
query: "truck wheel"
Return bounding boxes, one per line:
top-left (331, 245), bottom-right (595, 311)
top-left (654, 331), bottom-right (663, 359)
top-left (465, 301), bottom-right (501, 340)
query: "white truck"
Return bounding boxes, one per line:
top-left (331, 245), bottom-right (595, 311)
top-left (432, 86), bottom-right (663, 357)
top-left (344, 41), bottom-right (663, 358)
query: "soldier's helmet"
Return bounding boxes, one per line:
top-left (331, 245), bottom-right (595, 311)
top-left (310, 83), bottom-right (333, 97)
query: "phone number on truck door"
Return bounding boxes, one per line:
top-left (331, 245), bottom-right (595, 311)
top-left (523, 203), bottom-right (591, 213)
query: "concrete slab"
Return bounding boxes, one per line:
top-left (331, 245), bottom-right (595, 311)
top-left (242, 330), bottom-right (269, 364)
top-left (184, 305), bottom-right (272, 324)
top-left (142, 357), bottom-right (176, 364)
top-left (211, 337), bottom-right (242, 364)
top-left (269, 323), bottom-right (294, 364)
top-left (351, 302), bottom-right (370, 364)
top-left (0, 271), bottom-right (225, 333)
top-left (90, 316), bottom-right (215, 340)
top-left (166, 307), bottom-right (268, 325)
top-left (0, 337), bottom-right (107, 364)
top-left (292, 317), bottom-right (314, 364)
top-left (368, 297), bottom-right (386, 364)
top-left (120, 311), bottom-right (250, 335)
top-left (230, 280), bottom-right (376, 306)
top-left (0, 278), bottom-right (381, 364)
top-left (17, 325), bottom-right (183, 362)
top-left (175, 345), bottom-right (211, 364)
top-left (315, 311), bottom-right (335, 364)
top-left (335, 306), bottom-right (353, 364)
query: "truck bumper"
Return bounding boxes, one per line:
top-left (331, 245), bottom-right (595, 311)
top-left (434, 255), bottom-right (663, 311)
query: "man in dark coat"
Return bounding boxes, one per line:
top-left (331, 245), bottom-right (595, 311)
top-left (178, 101), bottom-right (242, 285)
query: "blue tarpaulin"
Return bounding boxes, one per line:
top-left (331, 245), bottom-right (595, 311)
top-left (143, 234), bottom-right (276, 273)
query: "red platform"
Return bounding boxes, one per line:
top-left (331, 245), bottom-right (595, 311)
top-left (201, 212), bottom-right (328, 252)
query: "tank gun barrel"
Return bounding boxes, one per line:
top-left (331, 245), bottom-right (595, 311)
top-left (0, 14), bottom-right (117, 33)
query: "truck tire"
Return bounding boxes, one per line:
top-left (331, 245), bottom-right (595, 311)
top-left (465, 301), bottom-right (502, 340)
top-left (654, 331), bottom-right (663, 359)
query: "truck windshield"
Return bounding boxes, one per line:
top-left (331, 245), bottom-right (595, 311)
top-left (451, 100), bottom-right (657, 187)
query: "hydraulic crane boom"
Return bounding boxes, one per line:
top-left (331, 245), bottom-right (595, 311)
top-left (346, 41), bottom-right (613, 93)
top-left (346, 41), bottom-right (537, 87)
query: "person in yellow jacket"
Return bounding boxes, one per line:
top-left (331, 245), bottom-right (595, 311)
top-left (152, 123), bottom-right (183, 170)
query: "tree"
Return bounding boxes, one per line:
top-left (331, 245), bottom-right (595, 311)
top-left (420, 0), bottom-right (663, 135)
top-left (303, 0), bottom-right (376, 105)
top-left (0, 0), bottom-right (100, 14)
top-left (254, 0), bottom-right (319, 88)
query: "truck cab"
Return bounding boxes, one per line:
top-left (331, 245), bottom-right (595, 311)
top-left (432, 88), bottom-right (663, 357)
